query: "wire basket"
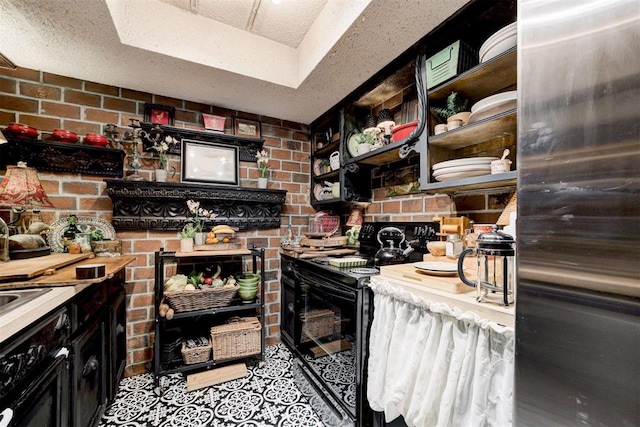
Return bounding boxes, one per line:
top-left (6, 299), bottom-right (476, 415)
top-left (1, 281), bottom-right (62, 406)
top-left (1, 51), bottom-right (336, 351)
top-left (300, 309), bottom-right (335, 343)
top-left (211, 317), bottom-right (262, 361)
top-left (164, 285), bottom-right (239, 312)
top-left (181, 337), bottom-right (212, 365)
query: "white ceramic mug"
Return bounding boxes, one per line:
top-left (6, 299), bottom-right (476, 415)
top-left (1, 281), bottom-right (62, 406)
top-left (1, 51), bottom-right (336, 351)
top-left (434, 124), bottom-right (448, 135)
top-left (491, 159), bottom-right (512, 174)
top-left (447, 119), bottom-right (463, 130)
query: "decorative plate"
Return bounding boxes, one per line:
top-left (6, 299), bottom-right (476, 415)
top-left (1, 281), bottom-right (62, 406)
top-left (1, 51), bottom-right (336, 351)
top-left (47, 216), bottom-right (117, 253)
top-left (313, 183), bottom-right (325, 201)
top-left (347, 132), bottom-right (362, 158)
top-left (313, 159), bottom-right (323, 176)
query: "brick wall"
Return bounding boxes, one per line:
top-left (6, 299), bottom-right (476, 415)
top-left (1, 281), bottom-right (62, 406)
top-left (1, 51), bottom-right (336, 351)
top-left (1, 67), bottom-right (512, 377)
top-left (0, 67), bottom-right (313, 376)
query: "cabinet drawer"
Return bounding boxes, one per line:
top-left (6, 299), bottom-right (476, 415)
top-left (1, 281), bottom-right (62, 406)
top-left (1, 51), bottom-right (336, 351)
top-left (71, 284), bottom-right (108, 334)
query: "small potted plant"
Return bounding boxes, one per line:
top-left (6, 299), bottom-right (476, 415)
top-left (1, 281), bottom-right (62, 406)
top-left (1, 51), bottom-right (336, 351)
top-left (256, 149), bottom-right (270, 189)
top-left (429, 91), bottom-right (470, 132)
top-left (179, 223), bottom-right (196, 253)
top-left (356, 132), bottom-right (375, 155)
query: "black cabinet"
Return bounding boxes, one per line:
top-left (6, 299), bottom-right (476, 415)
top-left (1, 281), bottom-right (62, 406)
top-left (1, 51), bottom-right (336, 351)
top-left (107, 287), bottom-right (126, 400)
top-left (68, 270), bottom-right (127, 427)
top-left (153, 248), bottom-right (266, 392)
top-left (0, 307), bottom-right (70, 427)
top-left (70, 316), bottom-right (106, 427)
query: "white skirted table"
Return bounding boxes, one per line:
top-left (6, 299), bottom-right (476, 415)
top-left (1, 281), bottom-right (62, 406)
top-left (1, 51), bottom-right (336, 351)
top-left (367, 276), bottom-right (515, 427)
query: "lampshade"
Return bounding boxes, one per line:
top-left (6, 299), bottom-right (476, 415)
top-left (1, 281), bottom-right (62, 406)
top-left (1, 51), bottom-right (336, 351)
top-left (0, 162), bottom-right (54, 209)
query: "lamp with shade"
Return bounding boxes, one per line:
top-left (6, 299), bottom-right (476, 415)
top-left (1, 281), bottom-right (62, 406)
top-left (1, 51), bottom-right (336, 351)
top-left (0, 162), bottom-right (55, 259)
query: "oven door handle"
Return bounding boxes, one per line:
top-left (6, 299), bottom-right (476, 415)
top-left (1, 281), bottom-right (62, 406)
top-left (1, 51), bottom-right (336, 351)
top-left (0, 408), bottom-right (13, 427)
top-left (300, 275), bottom-right (356, 303)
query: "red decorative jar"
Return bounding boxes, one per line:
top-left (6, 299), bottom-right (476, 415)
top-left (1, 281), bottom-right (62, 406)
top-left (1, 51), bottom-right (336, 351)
top-left (51, 128), bottom-right (78, 143)
top-left (83, 133), bottom-right (109, 147)
top-left (4, 123), bottom-right (39, 139)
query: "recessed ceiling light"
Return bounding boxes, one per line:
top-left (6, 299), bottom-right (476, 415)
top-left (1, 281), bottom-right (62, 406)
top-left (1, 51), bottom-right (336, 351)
top-left (272, 0), bottom-right (281, 4)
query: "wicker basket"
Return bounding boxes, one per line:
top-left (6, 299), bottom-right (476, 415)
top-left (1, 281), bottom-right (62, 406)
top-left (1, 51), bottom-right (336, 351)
top-left (211, 317), bottom-right (261, 361)
top-left (300, 309), bottom-right (335, 343)
top-left (165, 285), bottom-right (239, 312)
top-left (181, 337), bottom-right (212, 365)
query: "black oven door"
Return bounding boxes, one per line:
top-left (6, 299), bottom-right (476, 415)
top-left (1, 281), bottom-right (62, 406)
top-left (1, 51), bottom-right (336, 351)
top-left (296, 272), bottom-right (358, 419)
top-left (0, 350), bottom-right (69, 427)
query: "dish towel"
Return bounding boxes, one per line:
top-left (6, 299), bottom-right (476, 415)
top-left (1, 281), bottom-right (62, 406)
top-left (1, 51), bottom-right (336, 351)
top-left (367, 277), bottom-right (514, 427)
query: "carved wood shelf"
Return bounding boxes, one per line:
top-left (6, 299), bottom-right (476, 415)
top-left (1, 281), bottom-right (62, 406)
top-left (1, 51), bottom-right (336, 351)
top-left (104, 179), bottom-right (287, 231)
top-left (139, 122), bottom-right (264, 162)
top-left (0, 137), bottom-right (126, 177)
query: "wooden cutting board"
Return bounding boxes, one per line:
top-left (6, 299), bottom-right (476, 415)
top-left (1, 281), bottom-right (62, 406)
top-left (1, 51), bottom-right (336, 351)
top-left (0, 253), bottom-right (92, 281)
top-left (0, 255), bottom-right (137, 289)
top-left (280, 247), bottom-right (358, 259)
top-left (379, 260), bottom-right (475, 294)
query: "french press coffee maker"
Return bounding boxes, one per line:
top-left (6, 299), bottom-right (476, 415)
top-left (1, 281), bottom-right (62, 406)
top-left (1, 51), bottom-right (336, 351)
top-left (457, 225), bottom-right (516, 306)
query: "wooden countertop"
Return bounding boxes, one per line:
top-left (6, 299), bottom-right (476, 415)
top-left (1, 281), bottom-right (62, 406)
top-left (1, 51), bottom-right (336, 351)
top-left (0, 255), bottom-right (137, 344)
top-left (371, 255), bottom-right (515, 328)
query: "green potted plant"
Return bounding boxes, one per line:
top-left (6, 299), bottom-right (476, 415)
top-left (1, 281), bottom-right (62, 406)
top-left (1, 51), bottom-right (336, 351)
top-left (179, 223), bottom-right (196, 253)
top-left (319, 159), bottom-right (331, 174)
top-left (429, 91), bottom-right (470, 130)
top-left (356, 132), bottom-right (375, 155)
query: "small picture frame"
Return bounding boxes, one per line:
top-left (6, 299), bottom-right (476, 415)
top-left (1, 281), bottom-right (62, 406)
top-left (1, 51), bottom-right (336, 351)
top-left (234, 118), bottom-right (260, 138)
top-left (181, 139), bottom-right (239, 186)
top-left (144, 103), bottom-right (175, 125)
top-left (202, 114), bottom-right (227, 133)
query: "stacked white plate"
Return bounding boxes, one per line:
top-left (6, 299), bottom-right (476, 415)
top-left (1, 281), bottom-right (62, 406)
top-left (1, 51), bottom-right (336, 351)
top-left (480, 22), bottom-right (517, 63)
top-left (468, 90), bottom-right (517, 124)
top-left (432, 157), bottom-right (498, 182)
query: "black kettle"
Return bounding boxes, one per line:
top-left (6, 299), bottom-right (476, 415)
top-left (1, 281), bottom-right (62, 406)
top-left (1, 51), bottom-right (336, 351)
top-left (374, 226), bottom-right (414, 266)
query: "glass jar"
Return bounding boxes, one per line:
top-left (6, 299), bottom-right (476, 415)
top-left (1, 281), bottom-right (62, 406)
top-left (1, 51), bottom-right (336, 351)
top-left (445, 234), bottom-right (462, 258)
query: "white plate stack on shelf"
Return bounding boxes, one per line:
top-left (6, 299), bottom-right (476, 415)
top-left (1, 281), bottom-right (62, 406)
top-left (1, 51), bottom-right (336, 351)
top-left (467, 90), bottom-right (518, 124)
top-left (479, 21), bottom-right (517, 63)
top-left (432, 157), bottom-right (499, 182)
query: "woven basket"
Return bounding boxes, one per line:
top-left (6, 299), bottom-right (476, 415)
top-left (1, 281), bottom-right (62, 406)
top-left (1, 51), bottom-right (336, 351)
top-left (300, 309), bottom-right (334, 343)
top-left (211, 317), bottom-right (261, 361)
top-left (165, 285), bottom-right (239, 312)
top-left (181, 338), bottom-right (211, 365)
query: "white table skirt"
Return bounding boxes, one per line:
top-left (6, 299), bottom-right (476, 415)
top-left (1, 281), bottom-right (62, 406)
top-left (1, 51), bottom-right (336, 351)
top-left (367, 277), bottom-right (514, 427)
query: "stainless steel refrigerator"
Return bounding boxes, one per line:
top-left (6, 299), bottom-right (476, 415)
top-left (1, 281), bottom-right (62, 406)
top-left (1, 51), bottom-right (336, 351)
top-left (516, 0), bottom-right (640, 425)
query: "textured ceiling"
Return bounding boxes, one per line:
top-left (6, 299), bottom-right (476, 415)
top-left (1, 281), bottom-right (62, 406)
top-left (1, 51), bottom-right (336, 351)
top-left (0, 0), bottom-right (469, 124)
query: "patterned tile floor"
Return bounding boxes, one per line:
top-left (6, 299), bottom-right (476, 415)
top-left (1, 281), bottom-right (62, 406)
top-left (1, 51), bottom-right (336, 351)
top-left (99, 343), bottom-right (326, 427)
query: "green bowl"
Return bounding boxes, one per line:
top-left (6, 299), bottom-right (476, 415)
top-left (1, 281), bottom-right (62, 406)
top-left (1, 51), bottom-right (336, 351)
top-left (238, 284), bottom-right (258, 291)
top-left (237, 273), bottom-right (260, 281)
top-left (238, 289), bottom-right (257, 300)
top-left (237, 277), bottom-right (259, 286)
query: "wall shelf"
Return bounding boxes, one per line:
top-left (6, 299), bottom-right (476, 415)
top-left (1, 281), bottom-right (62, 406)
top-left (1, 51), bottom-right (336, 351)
top-left (139, 122), bottom-right (264, 162)
top-left (422, 171), bottom-right (517, 194)
top-left (104, 179), bottom-right (287, 231)
top-left (0, 137), bottom-right (125, 177)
